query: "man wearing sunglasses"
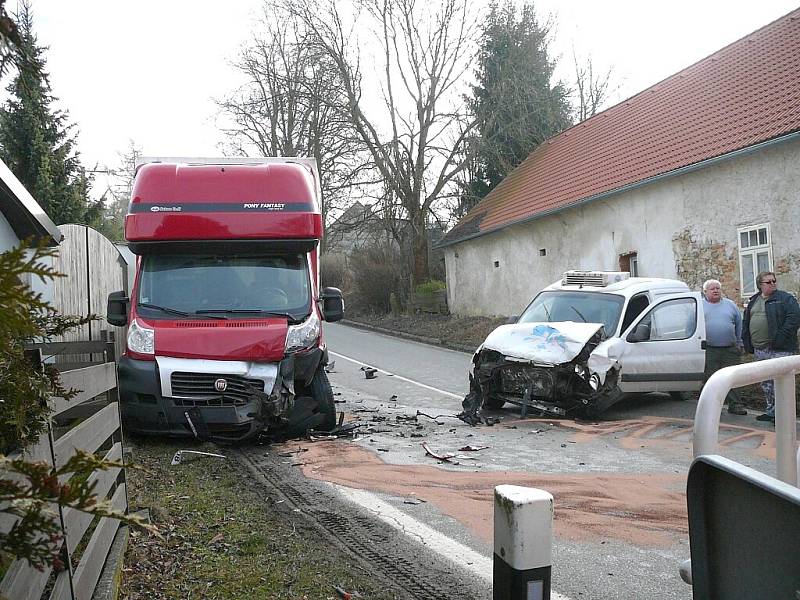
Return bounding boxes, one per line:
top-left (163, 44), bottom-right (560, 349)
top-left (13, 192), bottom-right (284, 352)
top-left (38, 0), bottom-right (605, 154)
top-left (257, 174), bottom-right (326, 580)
top-left (742, 271), bottom-right (800, 423)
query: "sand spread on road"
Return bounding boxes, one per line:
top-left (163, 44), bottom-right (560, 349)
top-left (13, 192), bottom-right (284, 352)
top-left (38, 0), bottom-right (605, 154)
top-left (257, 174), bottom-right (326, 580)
top-left (295, 440), bottom-right (687, 547)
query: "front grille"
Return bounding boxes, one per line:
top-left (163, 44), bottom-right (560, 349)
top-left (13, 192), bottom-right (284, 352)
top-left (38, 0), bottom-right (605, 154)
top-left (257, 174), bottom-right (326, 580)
top-left (500, 364), bottom-right (555, 398)
top-left (170, 372), bottom-right (265, 406)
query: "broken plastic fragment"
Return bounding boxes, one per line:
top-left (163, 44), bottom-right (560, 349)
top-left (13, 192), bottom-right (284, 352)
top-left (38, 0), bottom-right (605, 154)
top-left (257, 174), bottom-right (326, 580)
top-left (421, 441), bottom-right (456, 462)
top-left (171, 450), bottom-right (227, 466)
top-left (360, 365), bottom-right (378, 379)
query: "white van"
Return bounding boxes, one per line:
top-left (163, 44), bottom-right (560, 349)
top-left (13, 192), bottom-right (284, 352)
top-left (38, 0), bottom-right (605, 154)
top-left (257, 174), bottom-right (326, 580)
top-left (460, 270), bottom-right (706, 420)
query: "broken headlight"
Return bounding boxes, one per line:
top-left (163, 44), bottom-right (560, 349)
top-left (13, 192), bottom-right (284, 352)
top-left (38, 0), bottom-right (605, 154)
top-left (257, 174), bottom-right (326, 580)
top-left (285, 312), bottom-right (320, 353)
top-left (500, 365), bottom-right (554, 397)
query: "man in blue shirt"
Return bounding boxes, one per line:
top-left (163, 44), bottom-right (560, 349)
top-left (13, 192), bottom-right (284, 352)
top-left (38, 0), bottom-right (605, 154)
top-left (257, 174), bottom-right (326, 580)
top-left (702, 279), bottom-right (746, 415)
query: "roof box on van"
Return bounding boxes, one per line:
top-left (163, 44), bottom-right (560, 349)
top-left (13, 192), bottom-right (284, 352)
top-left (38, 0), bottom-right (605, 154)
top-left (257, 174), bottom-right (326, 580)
top-left (562, 270), bottom-right (630, 287)
top-left (125, 160), bottom-right (322, 254)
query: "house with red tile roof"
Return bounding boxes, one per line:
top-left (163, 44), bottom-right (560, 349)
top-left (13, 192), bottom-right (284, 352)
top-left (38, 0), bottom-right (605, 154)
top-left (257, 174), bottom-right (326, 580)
top-left (440, 9), bottom-right (800, 316)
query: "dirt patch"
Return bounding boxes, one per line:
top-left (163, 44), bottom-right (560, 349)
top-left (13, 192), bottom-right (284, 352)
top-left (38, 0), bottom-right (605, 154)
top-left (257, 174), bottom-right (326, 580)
top-left (294, 440), bottom-right (687, 548)
top-left (540, 416), bottom-right (778, 460)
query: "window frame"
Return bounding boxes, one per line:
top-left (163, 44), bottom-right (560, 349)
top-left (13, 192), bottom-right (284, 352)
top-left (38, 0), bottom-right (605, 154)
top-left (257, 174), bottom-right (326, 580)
top-left (737, 223), bottom-right (773, 298)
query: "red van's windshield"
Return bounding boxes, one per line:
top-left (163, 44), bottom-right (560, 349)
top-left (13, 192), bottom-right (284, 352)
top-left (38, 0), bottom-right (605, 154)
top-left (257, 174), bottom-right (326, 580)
top-left (137, 254), bottom-right (311, 319)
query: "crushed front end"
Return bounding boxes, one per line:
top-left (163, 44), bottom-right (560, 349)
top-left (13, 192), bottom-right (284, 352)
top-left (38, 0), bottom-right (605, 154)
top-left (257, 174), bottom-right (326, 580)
top-left (118, 347), bottom-right (327, 443)
top-left (459, 324), bottom-right (621, 424)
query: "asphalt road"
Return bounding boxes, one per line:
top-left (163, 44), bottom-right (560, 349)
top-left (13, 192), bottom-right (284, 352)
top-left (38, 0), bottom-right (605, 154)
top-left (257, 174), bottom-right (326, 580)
top-left (318, 322), bottom-right (785, 600)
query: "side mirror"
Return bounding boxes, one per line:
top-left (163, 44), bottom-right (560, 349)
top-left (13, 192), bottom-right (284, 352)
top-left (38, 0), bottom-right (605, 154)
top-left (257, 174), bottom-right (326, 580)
top-left (505, 315), bottom-right (518, 325)
top-left (320, 287), bottom-right (344, 322)
top-left (107, 291), bottom-right (129, 327)
top-left (626, 321), bottom-right (651, 343)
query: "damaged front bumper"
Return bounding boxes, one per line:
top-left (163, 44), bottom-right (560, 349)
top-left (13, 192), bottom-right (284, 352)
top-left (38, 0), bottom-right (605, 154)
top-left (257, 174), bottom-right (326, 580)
top-left (118, 349), bottom-right (325, 443)
top-left (459, 335), bottom-right (621, 424)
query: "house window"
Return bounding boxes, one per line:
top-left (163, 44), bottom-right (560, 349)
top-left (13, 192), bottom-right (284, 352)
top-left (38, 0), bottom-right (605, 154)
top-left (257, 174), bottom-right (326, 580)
top-left (738, 223), bottom-right (772, 296)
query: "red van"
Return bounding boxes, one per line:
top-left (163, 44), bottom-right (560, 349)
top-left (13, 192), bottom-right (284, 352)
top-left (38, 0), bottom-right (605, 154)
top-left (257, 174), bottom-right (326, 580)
top-left (106, 158), bottom-right (344, 442)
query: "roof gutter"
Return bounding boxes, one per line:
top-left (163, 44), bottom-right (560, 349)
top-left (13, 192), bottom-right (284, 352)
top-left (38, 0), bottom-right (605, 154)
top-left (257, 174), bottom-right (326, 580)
top-left (0, 159), bottom-right (62, 246)
top-left (438, 130), bottom-right (800, 249)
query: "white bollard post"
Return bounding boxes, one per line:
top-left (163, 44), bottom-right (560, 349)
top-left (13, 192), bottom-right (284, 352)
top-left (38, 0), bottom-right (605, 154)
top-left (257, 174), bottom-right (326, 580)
top-left (494, 485), bottom-right (553, 600)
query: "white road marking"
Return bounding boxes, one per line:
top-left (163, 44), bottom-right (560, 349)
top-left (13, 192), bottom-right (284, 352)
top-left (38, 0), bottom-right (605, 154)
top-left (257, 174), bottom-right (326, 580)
top-left (329, 350), bottom-right (463, 400)
top-left (327, 349), bottom-right (571, 599)
top-left (333, 485), bottom-right (572, 600)
top-left (333, 484), bottom-right (493, 582)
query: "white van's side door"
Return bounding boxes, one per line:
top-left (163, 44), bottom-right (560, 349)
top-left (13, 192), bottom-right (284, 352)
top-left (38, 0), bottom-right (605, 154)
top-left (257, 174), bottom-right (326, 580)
top-left (616, 292), bottom-right (706, 393)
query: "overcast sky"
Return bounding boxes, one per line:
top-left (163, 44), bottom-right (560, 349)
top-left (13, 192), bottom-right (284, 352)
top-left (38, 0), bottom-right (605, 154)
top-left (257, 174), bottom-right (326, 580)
top-left (19, 0), bottom-right (800, 195)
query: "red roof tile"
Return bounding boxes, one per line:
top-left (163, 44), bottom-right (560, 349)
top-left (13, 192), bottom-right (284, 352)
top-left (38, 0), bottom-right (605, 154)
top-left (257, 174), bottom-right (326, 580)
top-left (442, 9), bottom-right (800, 246)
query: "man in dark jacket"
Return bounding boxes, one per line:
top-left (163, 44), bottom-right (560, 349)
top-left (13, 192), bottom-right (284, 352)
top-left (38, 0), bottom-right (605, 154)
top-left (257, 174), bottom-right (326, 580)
top-left (742, 271), bottom-right (800, 423)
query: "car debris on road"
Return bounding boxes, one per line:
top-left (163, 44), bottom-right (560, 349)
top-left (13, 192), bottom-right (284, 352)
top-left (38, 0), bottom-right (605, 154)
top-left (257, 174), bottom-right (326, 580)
top-left (360, 365), bottom-right (378, 379)
top-left (421, 441), bottom-right (456, 462)
top-left (170, 450), bottom-right (227, 466)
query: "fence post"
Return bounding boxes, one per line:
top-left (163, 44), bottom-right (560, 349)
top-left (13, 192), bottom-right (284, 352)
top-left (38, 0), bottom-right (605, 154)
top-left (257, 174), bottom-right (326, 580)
top-left (494, 485), bottom-right (553, 600)
top-left (28, 347), bottom-right (78, 599)
top-left (101, 329), bottom-right (129, 511)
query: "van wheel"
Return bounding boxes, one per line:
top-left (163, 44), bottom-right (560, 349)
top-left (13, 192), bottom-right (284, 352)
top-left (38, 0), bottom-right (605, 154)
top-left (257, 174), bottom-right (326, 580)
top-left (482, 395), bottom-right (505, 410)
top-left (307, 368), bottom-right (337, 431)
top-left (669, 391), bottom-right (690, 401)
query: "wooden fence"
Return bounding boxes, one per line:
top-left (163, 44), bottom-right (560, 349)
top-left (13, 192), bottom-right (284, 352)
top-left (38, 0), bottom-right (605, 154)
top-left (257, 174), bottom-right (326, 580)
top-left (50, 224), bottom-right (129, 363)
top-left (0, 333), bottom-right (127, 600)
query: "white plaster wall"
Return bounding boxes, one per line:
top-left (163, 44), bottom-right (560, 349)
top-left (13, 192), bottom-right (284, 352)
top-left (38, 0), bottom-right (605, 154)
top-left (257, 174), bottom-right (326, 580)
top-left (0, 215), bottom-right (19, 252)
top-left (445, 138), bottom-right (800, 316)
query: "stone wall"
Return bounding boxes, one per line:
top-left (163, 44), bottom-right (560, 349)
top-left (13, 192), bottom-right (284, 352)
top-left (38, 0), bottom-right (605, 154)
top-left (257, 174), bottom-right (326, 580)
top-left (672, 228), bottom-right (741, 303)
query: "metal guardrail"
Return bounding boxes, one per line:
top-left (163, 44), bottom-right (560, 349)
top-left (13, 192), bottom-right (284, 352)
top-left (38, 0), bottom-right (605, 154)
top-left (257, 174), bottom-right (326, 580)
top-left (694, 354), bottom-right (800, 486)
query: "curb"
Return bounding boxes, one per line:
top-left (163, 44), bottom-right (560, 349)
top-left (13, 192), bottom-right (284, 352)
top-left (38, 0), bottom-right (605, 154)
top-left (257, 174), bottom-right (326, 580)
top-left (92, 509), bottom-right (147, 600)
top-left (91, 525), bottom-right (129, 600)
top-left (340, 319), bottom-right (477, 354)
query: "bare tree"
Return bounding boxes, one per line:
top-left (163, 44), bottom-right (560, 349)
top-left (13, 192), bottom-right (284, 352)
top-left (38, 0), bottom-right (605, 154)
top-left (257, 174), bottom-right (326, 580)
top-left (281, 0), bottom-right (478, 286)
top-left (216, 6), bottom-right (371, 232)
top-left (572, 50), bottom-right (615, 122)
top-left (97, 140), bottom-right (142, 241)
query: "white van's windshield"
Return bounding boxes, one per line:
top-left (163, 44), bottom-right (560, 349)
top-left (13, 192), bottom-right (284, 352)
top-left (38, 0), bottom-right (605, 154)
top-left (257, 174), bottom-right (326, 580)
top-left (137, 254), bottom-right (310, 319)
top-left (518, 290), bottom-right (625, 336)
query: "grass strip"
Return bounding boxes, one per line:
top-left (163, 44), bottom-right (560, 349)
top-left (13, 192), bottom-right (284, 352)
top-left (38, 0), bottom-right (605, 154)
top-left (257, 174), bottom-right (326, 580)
top-left (121, 438), bottom-right (399, 599)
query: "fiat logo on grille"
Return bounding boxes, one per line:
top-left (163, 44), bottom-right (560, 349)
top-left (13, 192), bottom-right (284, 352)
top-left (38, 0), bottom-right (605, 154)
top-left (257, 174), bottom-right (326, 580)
top-left (214, 378), bottom-right (228, 392)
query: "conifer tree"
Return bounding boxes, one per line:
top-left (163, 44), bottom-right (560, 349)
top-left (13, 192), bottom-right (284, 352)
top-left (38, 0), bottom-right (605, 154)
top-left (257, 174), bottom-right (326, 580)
top-left (461, 1), bottom-right (572, 212)
top-left (0, 1), bottom-right (101, 226)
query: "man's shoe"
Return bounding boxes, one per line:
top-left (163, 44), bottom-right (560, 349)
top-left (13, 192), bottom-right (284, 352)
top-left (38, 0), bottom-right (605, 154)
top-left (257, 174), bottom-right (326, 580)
top-left (727, 405), bottom-right (747, 415)
top-left (755, 413), bottom-right (775, 422)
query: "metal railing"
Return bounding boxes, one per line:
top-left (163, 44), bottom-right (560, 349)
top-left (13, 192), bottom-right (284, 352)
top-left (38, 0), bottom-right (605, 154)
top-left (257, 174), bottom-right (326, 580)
top-left (694, 354), bottom-right (800, 486)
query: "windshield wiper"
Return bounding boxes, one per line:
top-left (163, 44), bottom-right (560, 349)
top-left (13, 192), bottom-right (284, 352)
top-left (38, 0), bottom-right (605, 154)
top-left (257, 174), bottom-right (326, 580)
top-left (139, 303), bottom-right (226, 319)
top-left (569, 305), bottom-right (588, 322)
top-left (137, 303), bottom-right (190, 317)
top-left (195, 309), bottom-right (304, 324)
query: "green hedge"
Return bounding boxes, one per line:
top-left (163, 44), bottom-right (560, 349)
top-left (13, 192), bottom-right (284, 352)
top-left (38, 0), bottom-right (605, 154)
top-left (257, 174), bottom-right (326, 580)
top-left (415, 279), bottom-right (446, 295)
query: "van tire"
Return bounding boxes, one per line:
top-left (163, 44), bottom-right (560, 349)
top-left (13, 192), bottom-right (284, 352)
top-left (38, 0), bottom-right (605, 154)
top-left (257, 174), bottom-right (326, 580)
top-left (482, 395), bottom-right (506, 410)
top-left (308, 368), bottom-right (337, 431)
